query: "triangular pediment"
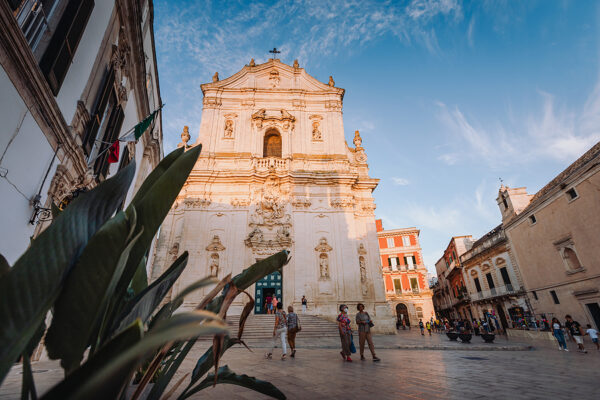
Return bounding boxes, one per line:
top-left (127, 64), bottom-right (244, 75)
top-left (201, 59), bottom-right (344, 96)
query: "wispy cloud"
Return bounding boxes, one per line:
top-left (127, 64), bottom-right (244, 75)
top-left (392, 177), bottom-right (410, 186)
top-left (154, 0), bottom-right (465, 149)
top-left (435, 82), bottom-right (600, 168)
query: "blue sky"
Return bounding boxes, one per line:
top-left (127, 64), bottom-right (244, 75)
top-left (154, 0), bottom-right (600, 273)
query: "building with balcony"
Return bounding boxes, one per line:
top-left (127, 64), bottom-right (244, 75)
top-left (375, 219), bottom-right (434, 327)
top-left (432, 236), bottom-right (474, 320)
top-left (0, 0), bottom-right (163, 263)
top-left (498, 142), bottom-right (600, 330)
top-left (460, 225), bottom-right (531, 329)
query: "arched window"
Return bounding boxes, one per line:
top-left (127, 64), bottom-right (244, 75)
top-left (263, 129), bottom-right (282, 157)
top-left (416, 307), bottom-right (423, 318)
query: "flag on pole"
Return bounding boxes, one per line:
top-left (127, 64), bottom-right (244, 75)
top-left (120, 109), bottom-right (159, 142)
top-left (107, 140), bottom-right (120, 163)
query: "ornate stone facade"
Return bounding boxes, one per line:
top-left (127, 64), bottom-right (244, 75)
top-left (150, 59), bottom-right (394, 332)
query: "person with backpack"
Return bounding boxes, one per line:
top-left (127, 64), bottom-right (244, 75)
top-left (419, 319), bottom-right (425, 335)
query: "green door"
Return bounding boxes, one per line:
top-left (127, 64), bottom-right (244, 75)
top-left (255, 270), bottom-right (282, 314)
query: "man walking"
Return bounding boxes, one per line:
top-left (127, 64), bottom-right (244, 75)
top-left (419, 319), bottom-right (425, 335)
top-left (301, 295), bottom-right (307, 314)
top-left (565, 315), bottom-right (587, 353)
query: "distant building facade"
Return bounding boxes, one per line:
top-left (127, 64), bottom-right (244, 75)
top-left (375, 219), bottom-right (434, 326)
top-left (460, 225), bottom-right (531, 329)
top-left (0, 0), bottom-right (163, 264)
top-left (498, 142), bottom-right (600, 330)
top-left (432, 236), bottom-right (473, 320)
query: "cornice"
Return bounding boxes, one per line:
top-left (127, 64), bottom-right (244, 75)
top-left (0, 1), bottom-right (87, 176)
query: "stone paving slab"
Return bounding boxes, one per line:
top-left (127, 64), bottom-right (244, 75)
top-left (1, 330), bottom-right (599, 399)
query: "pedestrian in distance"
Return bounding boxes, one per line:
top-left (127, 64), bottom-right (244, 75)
top-left (287, 305), bottom-right (301, 357)
top-left (565, 315), bottom-right (587, 353)
top-left (355, 303), bottom-right (381, 362)
top-left (425, 321), bottom-right (432, 336)
top-left (337, 304), bottom-right (353, 362)
top-left (301, 295), bottom-right (308, 314)
top-left (272, 296), bottom-right (279, 312)
top-left (265, 294), bottom-right (273, 314)
top-left (266, 302), bottom-right (287, 360)
top-left (552, 317), bottom-right (568, 351)
top-left (585, 324), bottom-right (599, 351)
top-left (419, 319), bottom-right (425, 335)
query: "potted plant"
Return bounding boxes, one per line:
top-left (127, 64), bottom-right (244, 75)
top-left (446, 332), bottom-right (459, 341)
top-left (458, 333), bottom-right (472, 343)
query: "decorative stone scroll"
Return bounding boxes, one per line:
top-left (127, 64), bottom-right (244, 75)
top-left (251, 109), bottom-right (295, 131)
top-left (291, 197), bottom-right (311, 209)
top-left (230, 198), bottom-right (251, 207)
top-left (331, 197), bottom-right (354, 209)
top-left (184, 197), bottom-right (211, 209)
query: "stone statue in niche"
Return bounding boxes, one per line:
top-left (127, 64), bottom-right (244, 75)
top-left (224, 119), bottom-right (234, 138)
top-left (319, 253), bottom-right (330, 279)
top-left (212, 72), bottom-right (219, 82)
top-left (328, 75), bottom-right (335, 87)
top-left (359, 256), bottom-right (367, 283)
top-left (209, 253), bottom-right (219, 276)
top-left (312, 120), bottom-right (321, 140)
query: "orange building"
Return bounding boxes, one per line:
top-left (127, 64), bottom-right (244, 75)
top-left (376, 219), bottom-right (435, 327)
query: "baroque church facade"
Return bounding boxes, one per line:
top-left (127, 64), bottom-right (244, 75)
top-left (151, 59), bottom-right (394, 332)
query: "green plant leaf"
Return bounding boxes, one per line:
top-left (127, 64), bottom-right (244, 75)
top-left (111, 146), bottom-right (202, 324)
top-left (44, 208), bottom-right (141, 372)
top-left (181, 365), bottom-right (286, 400)
top-left (113, 252), bottom-right (189, 334)
top-left (149, 277), bottom-right (218, 331)
top-left (42, 312), bottom-right (227, 400)
top-left (42, 319), bottom-right (145, 400)
top-left (130, 255), bottom-right (148, 296)
top-left (0, 253), bottom-right (10, 279)
top-left (0, 162), bottom-right (136, 384)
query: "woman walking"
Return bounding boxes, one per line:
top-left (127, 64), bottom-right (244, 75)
top-left (287, 305), bottom-right (300, 357)
top-left (355, 303), bottom-right (380, 361)
top-left (552, 317), bottom-right (568, 351)
top-left (337, 304), bottom-right (353, 362)
top-left (266, 303), bottom-right (288, 360)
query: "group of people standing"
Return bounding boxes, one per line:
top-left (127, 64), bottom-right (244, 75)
top-left (337, 303), bottom-right (381, 362)
top-left (551, 314), bottom-right (598, 353)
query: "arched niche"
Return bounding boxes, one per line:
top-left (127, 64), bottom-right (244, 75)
top-left (263, 128), bottom-right (282, 157)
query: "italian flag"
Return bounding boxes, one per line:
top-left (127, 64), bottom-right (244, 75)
top-left (106, 108), bottom-right (161, 163)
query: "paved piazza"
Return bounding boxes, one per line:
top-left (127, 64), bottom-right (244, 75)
top-left (1, 330), bottom-right (599, 399)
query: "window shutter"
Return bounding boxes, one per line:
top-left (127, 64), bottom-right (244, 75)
top-left (39, 0), bottom-right (95, 95)
top-left (387, 257), bottom-right (391, 267)
top-left (83, 68), bottom-right (115, 155)
top-left (94, 105), bottom-right (124, 181)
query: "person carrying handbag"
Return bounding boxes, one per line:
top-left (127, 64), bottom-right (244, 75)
top-left (355, 303), bottom-right (380, 361)
top-left (287, 305), bottom-right (301, 357)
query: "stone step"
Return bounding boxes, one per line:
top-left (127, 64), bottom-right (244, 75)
top-left (199, 314), bottom-right (339, 340)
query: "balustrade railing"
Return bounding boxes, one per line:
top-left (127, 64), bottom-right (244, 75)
top-left (253, 157), bottom-right (289, 170)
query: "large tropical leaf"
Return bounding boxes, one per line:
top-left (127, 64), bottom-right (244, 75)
top-left (130, 255), bottom-right (148, 296)
top-left (0, 253), bottom-right (9, 279)
top-left (149, 277), bottom-right (218, 330)
top-left (112, 252), bottom-right (189, 334)
top-left (42, 312), bottom-right (227, 400)
top-left (180, 365), bottom-right (286, 400)
top-left (44, 209), bottom-right (139, 373)
top-left (0, 162), bottom-right (136, 384)
top-left (111, 145), bottom-right (202, 322)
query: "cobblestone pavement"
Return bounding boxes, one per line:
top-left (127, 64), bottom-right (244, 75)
top-left (1, 330), bottom-right (599, 399)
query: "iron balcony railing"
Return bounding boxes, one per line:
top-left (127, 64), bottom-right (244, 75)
top-left (471, 284), bottom-right (521, 301)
